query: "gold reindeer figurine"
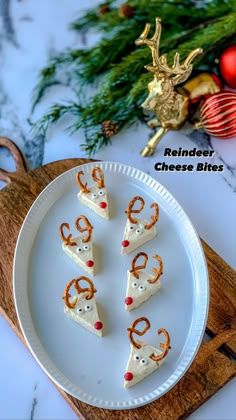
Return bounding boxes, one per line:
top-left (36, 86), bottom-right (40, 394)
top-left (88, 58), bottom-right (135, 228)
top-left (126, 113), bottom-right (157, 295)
top-left (135, 18), bottom-right (203, 156)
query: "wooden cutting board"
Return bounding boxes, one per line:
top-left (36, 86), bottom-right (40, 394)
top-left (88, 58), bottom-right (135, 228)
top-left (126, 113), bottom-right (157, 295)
top-left (0, 137), bottom-right (236, 420)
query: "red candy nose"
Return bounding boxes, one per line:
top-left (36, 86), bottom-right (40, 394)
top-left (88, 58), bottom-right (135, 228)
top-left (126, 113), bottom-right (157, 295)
top-left (125, 297), bottom-right (133, 305)
top-left (86, 260), bottom-right (94, 267)
top-left (94, 321), bottom-right (103, 330)
top-left (124, 372), bottom-right (133, 381)
top-left (99, 201), bottom-right (107, 209)
top-left (122, 240), bottom-right (130, 248)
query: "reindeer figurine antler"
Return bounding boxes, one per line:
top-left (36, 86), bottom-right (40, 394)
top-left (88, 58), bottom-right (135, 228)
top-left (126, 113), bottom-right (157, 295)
top-left (121, 196), bottom-right (159, 254)
top-left (124, 317), bottom-right (171, 387)
top-left (135, 17), bottom-right (203, 156)
top-left (125, 252), bottom-right (164, 311)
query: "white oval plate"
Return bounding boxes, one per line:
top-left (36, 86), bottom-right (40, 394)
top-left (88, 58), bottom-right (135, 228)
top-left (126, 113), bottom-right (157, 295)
top-left (13, 161), bottom-right (209, 410)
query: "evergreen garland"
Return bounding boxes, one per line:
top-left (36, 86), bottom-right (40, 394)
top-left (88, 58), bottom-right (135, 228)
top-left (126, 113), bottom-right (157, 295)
top-left (33, 0), bottom-right (236, 155)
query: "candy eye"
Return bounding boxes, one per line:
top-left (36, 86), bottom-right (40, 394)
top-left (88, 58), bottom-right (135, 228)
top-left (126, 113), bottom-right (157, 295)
top-left (77, 307), bottom-right (83, 314)
top-left (84, 305), bottom-right (92, 312)
top-left (98, 189), bottom-right (104, 196)
top-left (139, 285), bottom-right (146, 292)
top-left (140, 358), bottom-right (148, 366)
top-left (129, 225), bottom-right (135, 231)
top-left (134, 354), bottom-right (140, 361)
top-left (132, 281), bottom-right (138, 288)
top-left (136, 225), bottom-right (144, 234)
top-left (92, 193), bottom-right (97, 199)
top-left (83, 244), bottom-right (90, 251)
top-left (76, 247), bottom-right (83, 253)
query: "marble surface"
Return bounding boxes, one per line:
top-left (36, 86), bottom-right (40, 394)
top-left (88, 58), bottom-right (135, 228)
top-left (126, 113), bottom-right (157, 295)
top-left (0, 0), bottom-right (236, 418)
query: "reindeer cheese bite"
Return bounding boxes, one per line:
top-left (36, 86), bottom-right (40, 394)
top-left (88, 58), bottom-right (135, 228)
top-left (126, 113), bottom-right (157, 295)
top-left (125, 252), bottom-right (163, 311)
top-left (124, 317), bottom-right (171, 388)
top-left (62, 276), bottom-right (104, 336)
top-left (76, 167), bottom-right (109, 219)
top-left (121, 196), bottom-right (159, 254)
top-left (59, 216), bottom-right (95, 275)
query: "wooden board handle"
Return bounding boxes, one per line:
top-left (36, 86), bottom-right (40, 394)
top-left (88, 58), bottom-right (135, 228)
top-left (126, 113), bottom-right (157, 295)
top-left (0, 137), bottom-right (27, 184)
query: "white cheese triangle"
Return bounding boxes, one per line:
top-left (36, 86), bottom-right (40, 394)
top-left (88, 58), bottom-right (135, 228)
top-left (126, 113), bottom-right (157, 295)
top-left (78, 185), bottom-right (109, 219)
top-left (64, 293), bottom-right (103, 336)
top-left (125, 270), bottom-right (161, 311)
top-left (124, 340), bottom-right (165, 388)
top-left (62, 235), bottom-right (95, 275)
top-left (121, 218), bottom-right (156, 254)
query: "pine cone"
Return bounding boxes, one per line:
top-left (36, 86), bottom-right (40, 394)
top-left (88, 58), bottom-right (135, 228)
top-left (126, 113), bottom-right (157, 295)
top-left (101, 120), bottom-right (118, 137)
top-left (118, 3), bottom-right (135, 18)
top-left (99, 4), bottom-right (110, 17)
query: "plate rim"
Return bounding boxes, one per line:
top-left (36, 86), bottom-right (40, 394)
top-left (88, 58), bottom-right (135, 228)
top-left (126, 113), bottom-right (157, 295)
top-left (13, 161), bottom-right (209, 409)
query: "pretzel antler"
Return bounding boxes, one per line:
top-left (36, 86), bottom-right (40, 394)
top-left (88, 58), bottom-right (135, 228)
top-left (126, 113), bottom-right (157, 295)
top-left (130, 252), bottom-right (148, 279)
top-left (76, 170), bottom-right (91, 194)
top-left (150, 329), bottom-right (171, 361)
top-left (145, 202), bottom-right (159, 230)
top-left (148, 254), bottom-right (163, 284)
top-left (62, 279), bottom-right (78, 309)
top-left (125, 196), bottom-right (145, 224)
top-left (74, 276), bottom-right (97, 300)
top-left (59, 223), bottom-right (77, 246)
top-left (91, 167), bottom-right (105, 188)
top-left (75, 215), bottom-right (93, 243)
top-left (127, 317), bottom-right (151, 349)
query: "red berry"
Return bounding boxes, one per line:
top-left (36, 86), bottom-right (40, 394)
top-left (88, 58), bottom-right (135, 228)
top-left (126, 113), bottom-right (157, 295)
top-left (124, 372), bottom-right (133, 381)
top-left (86, 260), bottom-right (94, 267)
top-left (94, 321), bottom-right (103, 330)
top-left (125, 297), bottom-right (133, 305)
top-left (122, 240), bottom-right (130, 247)
top-left (99, 201), bottom-right (107, 209)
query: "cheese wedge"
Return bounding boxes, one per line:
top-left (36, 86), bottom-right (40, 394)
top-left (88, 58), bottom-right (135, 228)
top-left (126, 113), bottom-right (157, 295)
top-left (124, 340), bottom-right (165, 388)
top-left (78, 185), bottom-right (109, 219)
top-left (125, 270), bottom-right (161, 311)
top-left (64, 293), bottom-right (103, 336)
top-left (121, 218), bottom-right (156, 254)
top-left (62, 235), bottom-right (95, 275)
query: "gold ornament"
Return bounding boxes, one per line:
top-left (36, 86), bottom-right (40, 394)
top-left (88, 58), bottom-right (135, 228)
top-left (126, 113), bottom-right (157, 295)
top-left (177, 72), bottom-right (222, 102)
top-left (135, 18), bottom-right (202, 156)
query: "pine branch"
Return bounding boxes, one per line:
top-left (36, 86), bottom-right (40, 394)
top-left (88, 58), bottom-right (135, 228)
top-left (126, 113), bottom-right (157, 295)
top-left (33, 0), bottom-right (235, 109)
top-left (32, 102), bottom-right (82, 135)
top-left (31, 50), bottom-right (86, 110)
top-left (32, 0), bottom-right (236, 155)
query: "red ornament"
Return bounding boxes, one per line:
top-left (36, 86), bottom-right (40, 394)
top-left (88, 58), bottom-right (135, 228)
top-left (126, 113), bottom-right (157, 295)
top-left (219, 45), bottom-right (236, 89)
top-left (197, 91), bottom-right (236, 139)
